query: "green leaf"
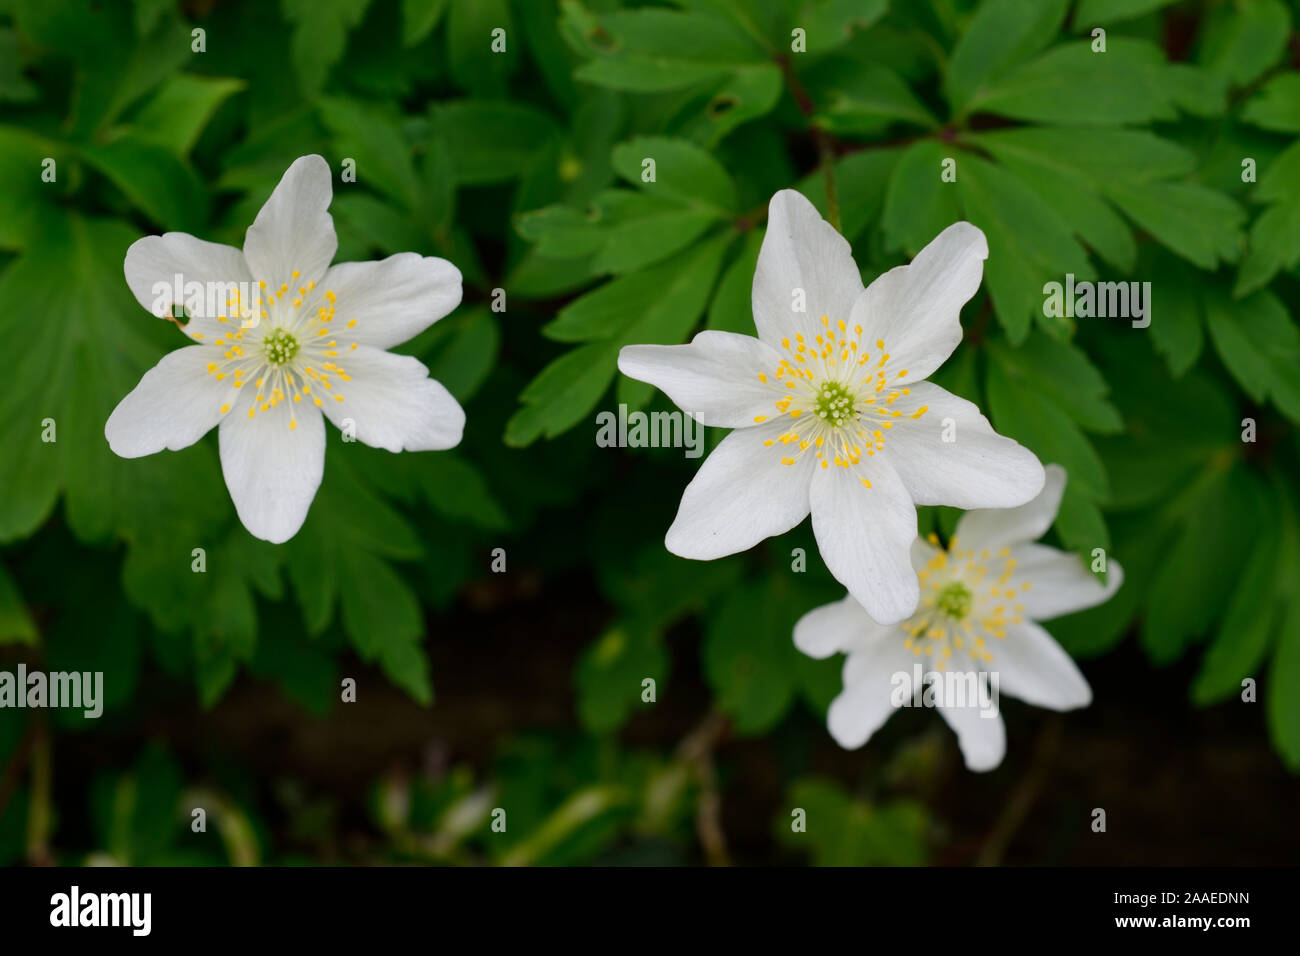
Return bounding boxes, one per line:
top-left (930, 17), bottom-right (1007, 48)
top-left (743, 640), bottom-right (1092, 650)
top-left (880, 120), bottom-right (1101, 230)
top-left (574, 626), bottom-right (667, 734)
top-left (1204, 285), bottom-right (1300, 422)
top-left (446, 0), bottom-right (516, 97)
top-left (801, 149), bottom-right (900, 245)
top-left (339, 547), bottom-right (431, 705)
top-left (971, 126), bottom-right (1195, 185)
top-left (1147, 252), bottom-right (1205, 376)
top-left (986, 334), bottom-right (1122, 434)
top-left (1142, 465), bottom-right (1263, 664)
top-left (0, 127), bottom-right (67, 250)
top-left (0, 212), bottom-right (229, 546)
top-left (522, 191), bottom-right (723, 276)
top-left (810, 60), bottom-right (938, 132)
top-left (560, 0), bottom-right (764, 93)
top-left (413, 306), bottom-right (500, 403)
top-left (795, 0), bottom-right (888, 55)
top-left (1102, 179), bottom-right (1244, 271)
top-left (1055, 481), bottom-right (1110, 557)
top-left (986, 355), bottom-right (1108, 501)
top-left (944, 0), bottom-right (1070, 113)
top-left (1074, 0), bottom-right (1177, 25)
top-left (1195, 0), bottom-right (1291, 87)
top-left (434, 101), bottom-right (560, 185)
top-left (126, 74), bottom-right (246, 157)
top-left (610, 136), bottom-right (737, 212)
top-left (81, 136), bottom-right (209, 232)
top-left (881, 140), bottom-right (961, 256)
top-left (1242, 72), bottom-right (1300, 133)
top-left (505, 342), bottom-right (619, 446)
top-left (544, 232), bottom-right (730, 344)
top-left (415, 454), bottom-right (508, 531)
top-left (672, 64), bottom-right (784, 147)
top-left (707, 230), bottom-right (762, 335)
top-left (319, 97), bottom-right (426, 212)
top-left (281, 0), bottom-right (372, 94)
top-left (0, 28), bottom-right (37, 102)
top-left (968, 126), bottom-right (1199, 268)
top-left (1235, 140), bottom-right (1300, 296)
top-left (704, 582), bottom-right (804, 735)
top-left (1268, 596), bottom-right (1300, 770)
top-left (283, 452), bottom-right (424, 645)
top-left (402, 0), bottom-right (448, 46)
top-left (776, 778), bottom-right (928, 866)
top-left (0, 562), bottom-right (37, 645)
top-left (593, 204), bottom-right (720, 274)
top-left (1192, 523), bottom-right (1279, 705)
top-left (957, 154), bottom-right (1092, 342)
top-left (970, 39), bottom-right (1180, 125)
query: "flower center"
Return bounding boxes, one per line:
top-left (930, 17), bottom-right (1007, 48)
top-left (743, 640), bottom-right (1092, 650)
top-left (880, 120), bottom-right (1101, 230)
top-left (814, 381), bottom-right (856, 426)
top-left (748, 315), bottom-right (930, 482)
top-left (900, 535), bottom-right (1033, 671)
top-left (263, 327), bottom-right (300, 366)
top-left (935, 581), bottom-right (972, 620)
top-left (186, 268), bottom-right (360, 431)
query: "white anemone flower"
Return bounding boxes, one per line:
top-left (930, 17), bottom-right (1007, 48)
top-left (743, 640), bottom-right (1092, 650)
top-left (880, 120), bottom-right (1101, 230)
top-left (105, 155), bottom-right (465, 543)
top-left (794, 465), bottom-right (1122, 772)
top-left (618, 189), bottom-right (1043, 624)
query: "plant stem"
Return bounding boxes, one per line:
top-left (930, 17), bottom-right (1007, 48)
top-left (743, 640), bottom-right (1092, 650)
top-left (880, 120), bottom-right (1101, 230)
top-left (25, 715), bottom-right (52, 866)
top-left (678, 711), bottom-right (732, 866)
top-left (976, 715), bottom-right (1062, 866)
top-left (777, 53), bottom-right (842, 233)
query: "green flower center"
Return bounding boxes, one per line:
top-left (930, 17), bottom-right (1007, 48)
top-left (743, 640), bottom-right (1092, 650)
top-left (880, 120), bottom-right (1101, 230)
top-left (814, 381), bottom-right (856, 427)
top-left (263, 327), bottom-right (300, 366)
top-left (936, 581), bottom-right (973, 620)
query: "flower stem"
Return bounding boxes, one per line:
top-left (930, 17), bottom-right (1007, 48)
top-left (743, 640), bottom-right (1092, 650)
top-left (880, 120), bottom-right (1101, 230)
top-left (25, 715), bottom-right (52, 865)
top-left (776, 53), bottom-right (842, 234)
top-left (677, 711), bottom-right (732, 866)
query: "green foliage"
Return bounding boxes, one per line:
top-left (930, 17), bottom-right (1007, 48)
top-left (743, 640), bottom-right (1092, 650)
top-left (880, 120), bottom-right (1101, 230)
top-left (1, 0), bottom-right (1298, 868)
top-left (776, 777), bottom-right (929, 865)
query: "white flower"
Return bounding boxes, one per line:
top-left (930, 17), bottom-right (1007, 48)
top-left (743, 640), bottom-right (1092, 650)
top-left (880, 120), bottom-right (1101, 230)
top-left (618, 189), bottom-right (1043, 625)
top-left (794, 465), bottom-right (1122, 772)
top-left (106, 155), bottom-right (465, 543)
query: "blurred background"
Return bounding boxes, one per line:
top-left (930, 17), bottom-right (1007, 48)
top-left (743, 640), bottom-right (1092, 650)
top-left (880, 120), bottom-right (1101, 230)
top-left (1, 0), bottom-right (1298, 866)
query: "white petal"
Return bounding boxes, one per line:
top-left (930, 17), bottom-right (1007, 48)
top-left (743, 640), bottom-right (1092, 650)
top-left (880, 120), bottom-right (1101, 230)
top-left (751, 189), bottom-right (865, 347)
top-left (617, 331), bottom-right (784, 428)
top-left (937, 698), bottom-right (1006, 772)
top-left (992, 619), bottom-right (1092, 710)
top-left (105, 346), bottom-right (228, 458)
top-left (884, 382), bottom-right (1045, 510)
top-left (910, 535), bottom-right (942, 573)
top-left (849, 221), bottom-right (987, 384)
top-left (665, 419), bottom-right (814, 560)
top-left (954, 463), bottom-right (1066, 552)
top-left (793, 593), bottom-right (891, 659)
top-left (243, 155), bottom-right (337, 289)
top-left (219, 393), bottom-right (325, 544)
top-left (1011, 543), bottom-right (1124, 620)
top-left (810, 456), bottom-right (919, 626)
top-left (827, 632), bottom-right (915, 748)
top-left (123, 232), bottom-right (251, 336)
top-left (319, 346), bottom-right (464, 452)
top-left (321, 253), bottom-right (462, 350)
